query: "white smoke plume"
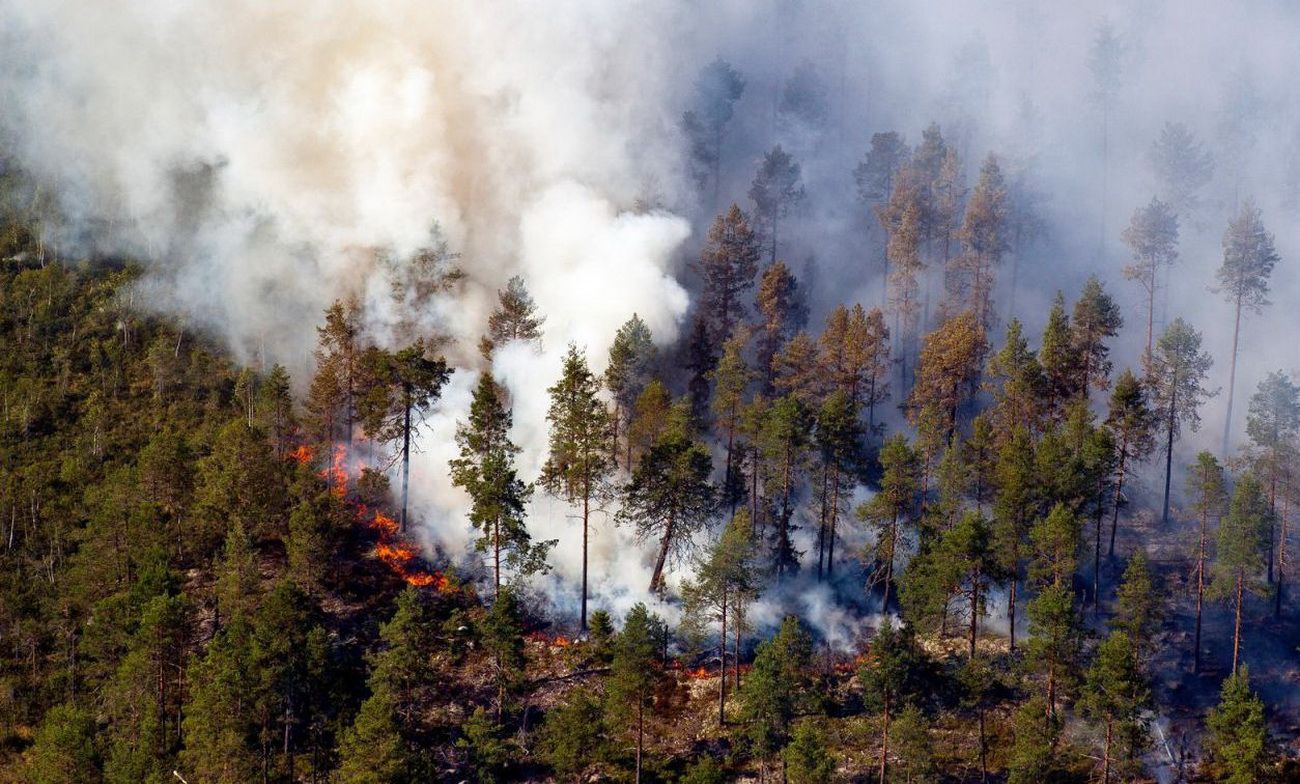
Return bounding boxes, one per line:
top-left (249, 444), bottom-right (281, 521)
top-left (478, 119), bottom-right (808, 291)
top-left (9, 0), bottom-right (1300, 645)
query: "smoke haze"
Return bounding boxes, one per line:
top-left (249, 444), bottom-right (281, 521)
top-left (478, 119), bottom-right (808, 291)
top-left (5, 0), bottom-right (1300, 637)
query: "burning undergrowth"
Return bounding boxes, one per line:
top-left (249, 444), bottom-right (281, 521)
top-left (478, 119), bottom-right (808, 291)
top-left (288, 442), bottom-right (454, 592)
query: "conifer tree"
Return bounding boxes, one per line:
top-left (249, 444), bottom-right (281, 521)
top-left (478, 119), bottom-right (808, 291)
top-left (1211, 474), bottom-right (1271, 673)
top-left (541, 345), bottom-right (613, 630)
top-left (450, 372), bottom-right (546, 595)
top-left (481, 585), bottom-right (528, 721)
top-left (772, 330), bottom-right (821, 405)
top-left (754, 261), bottom-right (807, 393)
top-left (749, 146), bottom-right (806, 264)
top-left (859, 619), bottom-right (922, 784)
top-left (1121, 198), bottom-right (1179, 357)
top-left (538, 687), bottom-right (608, 782)
top-left (1105, 369), bottom-right (1156, 555)
top-left (814, 391), bottom-right (862, 578)
top-left (255, 363), bottom-right (296, 458)
top-left (357, 339), bottom-right (450, 531)
top-left (860, 435), bottom-right (919, 611)
top-left (681, 58), bottom-right (745, 208)
top-left (992, 426), bottom-right (1037, 652)
top-left (909, 309), bottom-right (988, 442)
top-left (697, 204), bottom-right (762, 348)
top-left (1038, 291), bottom-right (1079, 418)
top-left (984, 318), bottom-right (1047, 438)
top-left (742, 616), bottom-right (814, 778)
top-left (607, 604), bottom-right (662, 784)
top-left (1150, 121), bottom-right (1214, 221)
top-left (1146, 318), bottom-right (1215, 525)
top-left (1071, 275), bottom-right (1123, 395)
top-left (618, 406), bottom-right (717, 594)
top-left (483, 275), bottom-right (544, 357)
top-left (877, 163), bottom-right (927, 381)
top-left (1111, 551), bottom-right (1160, 657)
top-left (782, 720), bottom-right (835, 784)
top-left (709, 333), bottom-right (752, 518)
top-left (1247, 371), bottom-right (1300, 611)
top-left (681, 510), bottom-right (758, 724)
top-left (627, 379), bottom-right (671, 468)
top-left (1080, 631), bottom-right (1149, 784)
top-left (606, 315), bottom-right (656, 467)
top-left (309, 299), bottom-right (363, 450)
top-left (761, 395), bottom-right (812, 577)
top-left (1187, 451), bottom-right (1228, 673)
top-left (1203, 667), bottom-right (1270, 784)
top-left (1216, 200), bottom-right (1278, 454)
top-left (953, 154), bottom-right (1010, 330)
top-left (1006, 695), bottom-right (1061, 784)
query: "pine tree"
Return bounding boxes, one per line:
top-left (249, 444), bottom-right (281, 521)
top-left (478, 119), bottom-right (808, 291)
top-left (909, 309), bottom-right (988, 442)
top-left (681, 58), bottom-right (745, 208)
top-left (26, 703), bottom-right (101, 784)
top-left (814, 390), bottom-right (862, 578)
top-left (992, 426), bottom-right (1037, 652)
top-left (607, 604), bottom-right (662, 784)
top-left (1006, 695), bottom-right (1061, 784)
top-left (1145, 318), bottom-right (1215, 525)
top-left (985, 318), bottom-right (1047, 438)
top-left (481, 586), bottom-right (527, 721)
top-left (859, 619), bottom-right (922, 784)
top-left (1187, 451), bottom-right (1228, 673)
top-left (1071, 275), bottom-right (1123, 395)
top-left (1111, 551), bottom-right (1160, 657)
top-left (617, 411), bottom-right (717, 594)
top-left (782, 720), bottom-right (835, 784)
top-left (680, 510), bottom-right (758, 724)
top-left (697, 204), bottom-right (762, 349)
top-left (1121, 198), bottom-right (1179, 357)
top-left (1105, 369), bottom-right (1156, 555)
top-left (1038, 291), bottom-right (1079, 419)
top-left (309, 299), bottom-right (363, 450)
top-left (878, 164), bottom-right (927, 383)
top-left (1203, 667), bottom-right (1270, 784)
top-left (860, 435), bottom-right (919, 612)
top-left (1247, 371), bottom-right (1300, 612)
top-left (1080, 631), bottom-right (1150, 784)
top-left (1026, 582), bottom-right (1080, 719)
top-left (1217, 200), bottom-right (1279, 454)
top-left (627, 379), bottom-right (671, 468)
top-left (456, 707), bottom-right (513, 784)
top-left (540, 344), bottom-right (614, 630)
top-left (538, 687), bottom-right (608, 782)
top-left (761, 395), bottom-right (812, 577)
top-left (357, 340), bottom-right (450, 531)
top-left (484, 275), bottom-right (544, 357)
top-left (709, 333), bottom-right (752, 518)
top-left (753, 261), bottom-right (807, 393)
top-left (892, 704), bottom-right (938, 783)
top-left (1211, 474), bottom-right (1271, 673)
top-left (953, 154), bottom-right (1010, 330)
top-left (749, 146), bottom-right (806, 264)
top-left (606, 315), bottom-right (657, 467)
top-left (741, 616), bottom-right (814, 777)
top-left (450, 372), bottom-right (546, 595)
top-left (1150, 121), bottom-right (1214, 221)
top-left (255, 363), bottom-right (296, 458)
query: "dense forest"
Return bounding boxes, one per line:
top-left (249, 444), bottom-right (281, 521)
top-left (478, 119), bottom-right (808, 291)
top-left (4, 5), bottom-right (1300, 784)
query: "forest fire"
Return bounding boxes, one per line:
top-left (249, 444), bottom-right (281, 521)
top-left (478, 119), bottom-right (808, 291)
top-left (526, 631), bottom-right (573, 648)
top-left (285, 443), bottom-right (453, 591)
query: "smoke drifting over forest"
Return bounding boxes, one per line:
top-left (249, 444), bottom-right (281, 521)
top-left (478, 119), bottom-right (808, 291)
top-left (4, 0), bottom-right (1300, 636)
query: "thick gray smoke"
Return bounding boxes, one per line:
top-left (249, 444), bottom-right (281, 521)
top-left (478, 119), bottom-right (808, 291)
top-left (4, 0), bottom-right (1300, 641)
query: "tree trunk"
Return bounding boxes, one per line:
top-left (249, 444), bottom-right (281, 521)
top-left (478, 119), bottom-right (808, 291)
top-left (399, 390), bottom-right (412, 532)
top-left (1221, 297), bottom-right (1242, 458)
top-left (649, 514), bottom-right (675, 594)
top-left (827, 468), bottom-right (841, 579)
top-left (879, 692), bottom-right (891, 784)
top-left (1277, 492), bottom-right (1289, 619)
top-left (581, 482), bottom-right (590, 631)
top-left (494, 517), bottom-right (502, 597)
top-left (719, 588), bottom-right (727, 725)
top-left (1232, 572), bottom-right (1244, 674)
top-left (968, 572), bottom-right (980, 660)
top-left (1109, 444), bottom-right (1128, 557)
top-left (1008, 576), bottom-right (1018, 654)
top-left (1195, 507), bottom-right (1207, 674)
top-left (1094, 495), bottom-right (1104, 613)
top-left (635, 698), bottom-right (644, 784)
top-left (1102, 715), bottom-right (1113, 784)
top-left (816, 464), bottom-right (830, 579)
top-left (1162, 379), bottom-right (1178, 526)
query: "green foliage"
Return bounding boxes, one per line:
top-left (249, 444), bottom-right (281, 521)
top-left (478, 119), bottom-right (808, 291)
top-left (1204, 667), bottom-right (1270, 784)
top-left (457, 707), bottom-right (514, 784)
top-left (26, 702), bottom-right (101, 784)
top-left (539, 687), bottom-right (608, 782)
top-left (782, 720), bottom-right (835, 784)
top-left (741, 616), bottom-right (815, 761)
top-left (1006, 696), bottom-right (1061, 784)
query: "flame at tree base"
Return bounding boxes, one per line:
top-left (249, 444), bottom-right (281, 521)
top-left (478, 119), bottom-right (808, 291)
top-left (287, 443), bottom-right (454, 591)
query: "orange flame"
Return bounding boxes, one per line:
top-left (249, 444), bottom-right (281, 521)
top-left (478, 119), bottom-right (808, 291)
top-left (282, 442), bottom-right (451, 591)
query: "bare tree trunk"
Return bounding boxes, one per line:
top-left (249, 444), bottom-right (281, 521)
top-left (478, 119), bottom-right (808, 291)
top-left (879, 693), bottom-right (891, 784)
top-left (1109, 446), bottom-right (1129, 557)
top-left (719, 588), bottom-right (727, 725)
top-left (649, 514), bottom-right (675, 594)
top-left (399, 393), bottom-right (411, 532)
top-left (1221, 297), bottom-right (1242, 459)
top-left (1162, 380), bottom-right (1178, 526)
top-left (1195, 507), bottom-right (1208, 673)
top-left (1102, 716), bottom-right (1113, 784)
top-left (1277, 491), bottom-right (1289, 619)
top-left (1232, 572), bottom-right (1244, 674)
top-left (581, 483), bottom-right (590, 631)
top-left (827, 468), bottom-right (841, 578)
top-left (1008, 575), bottom-right (1018, 654)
